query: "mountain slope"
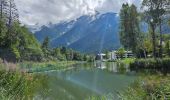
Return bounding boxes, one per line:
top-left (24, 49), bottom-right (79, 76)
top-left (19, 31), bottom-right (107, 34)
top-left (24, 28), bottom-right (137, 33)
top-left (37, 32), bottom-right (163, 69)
top-left (34, 21), bottom-right (75, 43)
top-left (69, 13), bottom-right (120, 53)
top-left (50, 15), bottom-right (93, 47)
top-left (34, 12), bottom-right (121, 53)
top-left (33, 12), bottom-right (170, 53)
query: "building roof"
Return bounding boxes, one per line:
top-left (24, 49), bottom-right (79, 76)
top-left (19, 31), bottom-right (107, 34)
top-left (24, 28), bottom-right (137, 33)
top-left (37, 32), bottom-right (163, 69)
top-left (97, 53), bottom-right (106, 56)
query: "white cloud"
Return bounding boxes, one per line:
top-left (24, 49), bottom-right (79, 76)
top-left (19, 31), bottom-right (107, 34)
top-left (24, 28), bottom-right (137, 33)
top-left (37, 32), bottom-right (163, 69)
top-left (15, 0), bottom-right (142, 26)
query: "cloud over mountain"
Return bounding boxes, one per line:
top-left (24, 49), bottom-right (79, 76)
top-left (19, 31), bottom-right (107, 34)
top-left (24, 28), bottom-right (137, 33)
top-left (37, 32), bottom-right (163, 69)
top-left (15, 0), bottom-right (142, 26)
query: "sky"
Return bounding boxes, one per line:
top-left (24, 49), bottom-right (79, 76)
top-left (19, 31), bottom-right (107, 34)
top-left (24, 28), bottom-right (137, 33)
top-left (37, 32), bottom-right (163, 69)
top-left (15, 0), bottom-right (142, 26)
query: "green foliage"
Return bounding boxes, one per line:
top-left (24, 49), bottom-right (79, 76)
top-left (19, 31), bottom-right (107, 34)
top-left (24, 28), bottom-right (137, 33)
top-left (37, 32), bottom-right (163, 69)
top-left (104, 51), bottom-right (110, 59)
top-left (51, 47), bottom-right (89, 61)
top-left (142, 0), bottom-right (169, 24)
top-left (117, 48), bottom-right (125, 58)
top-left (0, 60), bottom-right (79, 99)
top-left (0, 21), bottom-right (43, 62)
top-left (0, 0), bottom-right (43, 62)
top-left (52, 48), bottom-right (65, 61)
top-left (130, 58), bottom-right (170, 72)
top-left (142, 0), bottom-right (169, 58)
top-left (120, 75), bottom-right (170, 100)
top-left (11, 46), bottom-right (20, 61)
top-left (165, 40), bottom-right (170, 56)
top-left (118, 58), bottom-right (135, 64)
top-left (19, 26), bottom-right (43, 61)
top-left (0, 70), bottom-right (37, 99)
top-left (73, 51), bottom-right (84, 61)
top-left (143, 38), bottom-right (152, 53)
top-left (119, 4), bottom-right (140, 53)
top-left (20, 61), bottom-right (77, 72)
top-left (0, 19), bottom-right (7, 47)
top-left (119, 0), bottom-right (169, 58)
top-left (41, 37), bottom-right (50, 59)
top-left (86, 96), bottom-right (107, 100)
top-left (42, 37), bottom-right (49, 49)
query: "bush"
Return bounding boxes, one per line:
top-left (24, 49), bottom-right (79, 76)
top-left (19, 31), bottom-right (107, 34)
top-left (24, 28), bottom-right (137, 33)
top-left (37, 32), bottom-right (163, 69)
top-left (0, 71), bottom-right (38, 99)
top-left (0, 62), bottom-right (41, 99)
top-left (119, 75), bottom-right (170, 100)
top-left (130, 58), bottom-right (170, 74)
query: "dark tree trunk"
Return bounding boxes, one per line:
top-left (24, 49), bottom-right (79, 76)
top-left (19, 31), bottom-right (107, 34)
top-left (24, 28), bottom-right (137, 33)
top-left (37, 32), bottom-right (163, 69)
top-left (8, 0), bottom-right (12, 27)
top-left (159, 20), bottom-right (163, 58)
top-left (143, 49), bottom-right (147, 58)
top-left (159, 0), bottom-right (163, 58)
top-left (0, 0), bottom-right (2, 19)
top-left (151, 24), bottom-right (156, 58)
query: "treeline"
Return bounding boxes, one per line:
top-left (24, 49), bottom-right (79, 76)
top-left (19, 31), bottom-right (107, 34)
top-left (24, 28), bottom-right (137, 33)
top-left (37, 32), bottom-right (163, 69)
top-left (0, 0), bottom-right (93, 62)
top-left (119, 0), bottom-right (170, 58)
top-left (41, 37), bottom-right (95, 62)
top-left (0, 0), bottom-right (43, 62)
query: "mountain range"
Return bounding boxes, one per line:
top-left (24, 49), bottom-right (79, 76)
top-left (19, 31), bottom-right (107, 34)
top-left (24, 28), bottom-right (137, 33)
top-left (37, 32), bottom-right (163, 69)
top-left (34, 12), bottom-right (121, 53)
top-left (33, 12), bottom-right (169, 53)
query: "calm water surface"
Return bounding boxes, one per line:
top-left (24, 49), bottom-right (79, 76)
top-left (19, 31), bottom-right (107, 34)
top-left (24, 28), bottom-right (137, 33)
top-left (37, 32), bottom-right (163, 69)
top-left (33, 62), bottom-right (137, 100)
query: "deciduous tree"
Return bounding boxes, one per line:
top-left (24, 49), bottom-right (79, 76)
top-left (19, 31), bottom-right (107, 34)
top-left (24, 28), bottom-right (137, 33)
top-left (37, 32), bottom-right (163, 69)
top-left (119, 4), bottom-right (140, 55)
top-left (142, 0), bottom-right (169, 58)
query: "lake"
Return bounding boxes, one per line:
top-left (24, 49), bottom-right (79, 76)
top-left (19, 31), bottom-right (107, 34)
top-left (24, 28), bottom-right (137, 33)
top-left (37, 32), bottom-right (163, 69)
top-left (33, 62), bottom-right (137, 100)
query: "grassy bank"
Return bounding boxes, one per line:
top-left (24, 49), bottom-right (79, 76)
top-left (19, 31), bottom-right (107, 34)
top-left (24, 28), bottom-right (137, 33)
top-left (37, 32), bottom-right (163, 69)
top-left (19, 61), bottom-right (79, 72)
top-left (119, 75), bottom-right (170, 100)
top-left (130, 58), bottom-right (170, 68)
top-left (0, 59), bottom-right (80, 99)
top-left (117, 58), bottom-right (135, 64)
top-left (88, 75), bottom-right (170, 100)
top-left (0, 65), bottom-right (38, 99)
top-left (108, 58), bottom-right (135, 64)
top-left (119, 58), bottom-right (170, 99)
top-left (87, 58), bottom-right (170, 100)
top-left (130, 58), bottom-right (170, 74)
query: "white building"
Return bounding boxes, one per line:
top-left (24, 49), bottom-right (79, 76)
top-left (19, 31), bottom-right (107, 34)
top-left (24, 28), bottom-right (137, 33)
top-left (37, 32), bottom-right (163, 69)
top-left (109, 51), bottom-right (133, 60)
top-left (97, 53), bottom-right (106, 61)
top-left (110, 51), bottom-right (117, 60)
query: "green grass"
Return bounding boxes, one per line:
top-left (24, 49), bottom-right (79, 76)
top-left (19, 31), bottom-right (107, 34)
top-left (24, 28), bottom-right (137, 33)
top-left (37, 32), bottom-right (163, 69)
top-left (3, 58), bottom-right (169, 100)
top-left (117, 58), bottom-right (135, 64)
top-left (0, 59), bottom-right (80, 99)
top-left (119, 75), bottom-right (170, 100)
top-left (19, 61), bottom-right (79, 72)
top-left (20, 61), bottom-right (77, 67)
top-left (87, 75), bottom-right (170, 100)
top-left (0, 65), bottom-right (39, 99)
top-left (86, 96), bottom-right (107, 100)
top-left (130, 58), bottom-right (170, 72)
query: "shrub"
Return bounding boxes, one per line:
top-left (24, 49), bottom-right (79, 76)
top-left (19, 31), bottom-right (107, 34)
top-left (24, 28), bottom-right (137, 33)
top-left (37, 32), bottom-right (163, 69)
top-left (0, 63), bottom-right (39, 99)
top-left (119, 75), bottom-right (170, 100)
top-left (130, 58), bottom-right (170, 74)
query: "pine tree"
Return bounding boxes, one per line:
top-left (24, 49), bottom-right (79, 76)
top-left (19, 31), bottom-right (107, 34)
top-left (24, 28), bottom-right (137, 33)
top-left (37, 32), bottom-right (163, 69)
top-left (129, 4), bottom-right (140, 53)
top-left (0, 0), bottom-right (19, 25)
top-left (42, 37), bottom-right (50, 58)
top-left (3, 0), bottom-right (19, 50)
top-left (0, 0), bottom-right (8, 47)
top-left (0, 18), bottom-right (7, 47)
top-left (6, 0), bottom-right (19, 27)
top-left (0, 0), bottom-right (43, 62)
top-left (119, 3), bottom-right (130, 49)
top-left (0, 0), bottom-right (7, 19)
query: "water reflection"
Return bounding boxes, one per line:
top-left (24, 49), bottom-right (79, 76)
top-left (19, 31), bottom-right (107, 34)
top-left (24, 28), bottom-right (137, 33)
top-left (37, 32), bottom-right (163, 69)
top-left (130, 64), bottom-right (170, 76)
top-left (31, 62), bottom-right (137, 100)
top-left (95, 62), bottom-right (133, 75)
